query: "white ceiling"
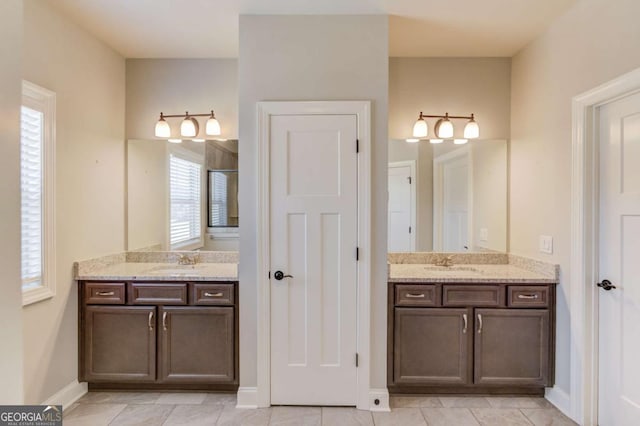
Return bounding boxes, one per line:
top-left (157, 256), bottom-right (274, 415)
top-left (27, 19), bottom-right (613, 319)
top-left (47, 0), bottom-right (576, 58)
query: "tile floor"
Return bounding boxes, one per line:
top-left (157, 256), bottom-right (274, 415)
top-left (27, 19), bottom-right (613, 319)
top-left (64, 392), bottom-right (577, 425)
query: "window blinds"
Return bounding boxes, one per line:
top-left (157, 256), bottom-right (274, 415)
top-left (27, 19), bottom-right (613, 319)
top-left (169, 154), bottom-right (202, 248)
top-left (20, 106), bottom-right (43, 289)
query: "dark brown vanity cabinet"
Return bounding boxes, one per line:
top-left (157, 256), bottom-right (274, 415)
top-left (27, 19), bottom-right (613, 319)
top-left (79, 281), bottom-right (238, 390)
top-left (388, 282), bottom-right (556, 394)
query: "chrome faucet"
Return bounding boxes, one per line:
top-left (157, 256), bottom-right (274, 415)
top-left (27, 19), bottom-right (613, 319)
top-left (177, 253), bottom-right (199, 265)
top-left (434, 254), bottom-right (455, 267)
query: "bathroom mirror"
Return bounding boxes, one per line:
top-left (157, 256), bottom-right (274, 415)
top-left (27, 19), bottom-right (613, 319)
top-left (388, 139), bottom-right (507, 253)
top-left (127, 139), bottom-right (239, 252)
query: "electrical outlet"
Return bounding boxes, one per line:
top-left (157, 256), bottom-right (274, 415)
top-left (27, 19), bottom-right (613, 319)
top-left (480, 228), bottom-right (489, 242)
top-left (539, 235), bottom-right (553, 254)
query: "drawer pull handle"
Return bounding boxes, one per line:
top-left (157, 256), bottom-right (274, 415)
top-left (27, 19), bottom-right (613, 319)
top-left (405, 293), bottom-right (425, 298)
top-left (204, 292), bottom-right (224, 297)
top-left (96, 291), bottom-right (115, 296)
top-left (477, 313), bottom-right (483, 334)
top-left (462, 313), bottom-right (468, 334)
top-left (148, 312), bottom-right (154, 331)
top-left (162, 312), bottom-right (168, 331)
top-left (517, 294), bottom-right (539, 300)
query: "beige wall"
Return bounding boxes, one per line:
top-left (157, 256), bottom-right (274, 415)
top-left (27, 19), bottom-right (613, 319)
top-left (239, 15), bottom-right (388, 390)
top-left (389, 58), bottom-right (511, 140)
top-left (22, 0), bottom-right (125, 404)
top-left (0, 0), bottom-right (25, 404)
top-left (510, 0), bottom-right (640, 400)
top-left (126, 59), bottom-right (238, 140)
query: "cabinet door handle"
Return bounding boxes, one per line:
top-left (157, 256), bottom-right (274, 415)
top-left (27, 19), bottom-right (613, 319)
top-left (517, 294), bottom-right (539, 299)
top-left (162, 312), bottom-right (168, 331)
top-left (462, 313), bottom-right (468, 334)
top-left (405, 293), bottom-right (425, 298)
top-left (477, 313), bottom-right (483, 334)
top-left (204, 292), bottom-right (223, 297)
top-left (148, 312), bottom-right (154, 331)
top-left (96, 291), bottom-right (115, 296)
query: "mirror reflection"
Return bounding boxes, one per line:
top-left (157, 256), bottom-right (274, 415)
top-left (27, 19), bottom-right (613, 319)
top-left (127, 139), bottom-right (239, 252)
top-left (388, 139), bottom-right (507, 253)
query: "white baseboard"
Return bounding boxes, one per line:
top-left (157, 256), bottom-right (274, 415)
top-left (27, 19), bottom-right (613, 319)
top-left (545, 386), bottom-right (572, 419)
top-left (368, 388), bottom-right (390, 412)
top-left (42, 380), bottom-right (87, 411)
top-left (236, 387), bottom-right (258, 409)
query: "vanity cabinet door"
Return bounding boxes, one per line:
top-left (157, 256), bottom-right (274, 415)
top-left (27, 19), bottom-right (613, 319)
top-left (474, 309), bottom-right (550, 386)
top-left (159, 307), bottom-right (235, 383)
top-left (83, 306), bottom-right (156, 382)
top-left (394, 308), bottom-right (472, 385)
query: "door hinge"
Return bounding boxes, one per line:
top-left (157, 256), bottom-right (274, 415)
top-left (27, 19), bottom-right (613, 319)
top-left (408, 176), bottom-right (412, 184)
top-left (356, 247), bottom-right (359, 261)
top-left (356, 353), bottom-right (359, 367)
top-left (356, 139), bottom-right (359, 153)
top-left (409, 226), bottom-right (412, 234)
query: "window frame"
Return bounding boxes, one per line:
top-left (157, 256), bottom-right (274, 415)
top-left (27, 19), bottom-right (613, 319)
top-left (167, 145), bottom-right (205, 251)
top-left (21, 81), bottom-right (56, 306)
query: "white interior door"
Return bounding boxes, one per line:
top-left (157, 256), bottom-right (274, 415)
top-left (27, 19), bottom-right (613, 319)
top-left (598, 91), bottom-right (640, 425)
top-left (388, 162), bottom-right (415, 252)
top-left (442, 157), bottom-right (469, 252)
top-left (270, 114), bottom-right (358, 406)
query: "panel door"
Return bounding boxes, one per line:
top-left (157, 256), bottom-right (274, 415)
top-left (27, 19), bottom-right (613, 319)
top-left (159, 306), bottom-right (235, 383)
top-left (474, 309), bottom-right (549, 386)
top-left (598, 92), bottom-right (640, 425)
top-left (84, 306), bottom-right (156, 382)
top-left (394, 308), bottom-right (472, 385)
top-left (388, 163), bottom-right (414, 252)
top-left (270, 114), bottom-right (358, 405)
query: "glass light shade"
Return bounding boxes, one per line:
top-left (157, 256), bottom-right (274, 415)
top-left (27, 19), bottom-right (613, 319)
top-left (406, 138), bottom-right (419, 143)
top-left (206, 117), bottom-right (221, 136)
top-left (168, 138), bottom-right (182, 144)
top-left (192, 138), bottom-right (205, 143)
top-left (429, 139), bottom-right (444, 144)
top-left (412, 118), bottom-right (428, 138)
top-left (463, 119), bottom-right (480, 139)
top-left (436, 118), bottom-right (454, 139)
top-left (454, 139), bottom-right (468, 145)
top-left (180, 117), bottom-right (199, 137)
top-left (155, 118), bottom-right (171, 138)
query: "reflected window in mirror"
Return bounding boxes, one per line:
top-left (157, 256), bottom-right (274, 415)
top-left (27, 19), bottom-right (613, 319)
top-left (208, 170), bottom-right (238, 228)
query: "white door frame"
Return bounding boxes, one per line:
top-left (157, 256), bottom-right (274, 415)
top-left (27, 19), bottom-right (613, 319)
top-left (388, 160), bottom-right (417, 252)
top-left (432, 146), bottom-right (472, 251)
top-left (570, 66), bottom-right (640, 425)
top-left (255, 101), bottom-right (373, 410)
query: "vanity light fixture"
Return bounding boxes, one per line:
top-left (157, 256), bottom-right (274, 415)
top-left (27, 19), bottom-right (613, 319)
top-left (154, 110), bottom-right (223, 139)
top-left (411, 111), bottom-right (480, 141)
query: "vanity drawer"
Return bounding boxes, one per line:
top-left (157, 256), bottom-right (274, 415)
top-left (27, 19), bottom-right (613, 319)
top-left (395, 284), bottom-right (440, 306)
top-left (508, 286), bottom-right (550, 308)
top-left (129, 283), bottom-right (188, 305)
top-left (442, 285), bottom-right (505, 307)
top-left (84, 282), bottom-right (126, 304)
top-left (191, 283), bottom-right (235, 305)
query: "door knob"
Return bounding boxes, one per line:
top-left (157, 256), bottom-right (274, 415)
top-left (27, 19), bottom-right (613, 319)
top-left (597, 279), bottom-right (616, 291)
top-left (274, 271), bottom-right (293, 281)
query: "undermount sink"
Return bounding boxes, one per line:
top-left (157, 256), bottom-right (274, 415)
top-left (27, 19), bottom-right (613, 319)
top-left (144, 264), bottom-right (208, 275)
top-left (422, 265), bottom-right (480, 273)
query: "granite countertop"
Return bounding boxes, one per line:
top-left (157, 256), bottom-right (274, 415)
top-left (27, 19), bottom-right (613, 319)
top-left (388, 263), bottom-right (556, 284)
top-left (76, 262), bottom-right (238, 282)
top-left (74, 251), bottom-right (239, 282)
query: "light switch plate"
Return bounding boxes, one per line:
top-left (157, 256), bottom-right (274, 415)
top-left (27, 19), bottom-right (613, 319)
top-left (539, 235), bottom-right (553, 254)
top-left (480, 228), bottom-right (489, 242)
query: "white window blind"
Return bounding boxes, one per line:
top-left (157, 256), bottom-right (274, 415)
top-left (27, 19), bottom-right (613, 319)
top-left (21, 106), bottom-right (43, 290)
top-left (210, 172), bottom-right (228, 227)
top-left (170, 154), bottom-right (202, 248)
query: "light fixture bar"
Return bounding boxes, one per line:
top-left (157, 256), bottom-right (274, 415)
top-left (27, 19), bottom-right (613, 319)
top-left (160, 112), bottom-right (214, 118)
top-left (417, 112), bottom-right (475, 120)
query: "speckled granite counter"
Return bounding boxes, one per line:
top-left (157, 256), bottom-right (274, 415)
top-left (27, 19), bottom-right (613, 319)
top-left (388, 252), bottom-right (558, 284)
top-left (74, 251), bottom-right (238, 281)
